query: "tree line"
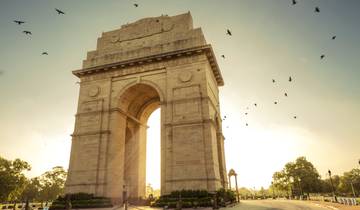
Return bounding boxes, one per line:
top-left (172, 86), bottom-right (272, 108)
top-left (0, 156), bottom-right (67, 203)
top-left (270, 156), bottom-right (360, 198)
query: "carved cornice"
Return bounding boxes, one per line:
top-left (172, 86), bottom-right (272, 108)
top-left (73, 45), bottom-right (224, 86)
top-left (71, 130), bottom-right (110, 137)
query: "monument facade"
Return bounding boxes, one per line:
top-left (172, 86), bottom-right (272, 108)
top-left (65, 12), bottom-right (227, 203)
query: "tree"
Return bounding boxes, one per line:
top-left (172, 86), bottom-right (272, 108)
top-left (38, 166), bottom-right (67, 201)
top-left (21, 178), bottom-right (41, 202)
top-left (338, 169), bottom-right (360, 196)
top-left (271, 157), bottom-right (322, 198)
top-left (272, 171), bottom-right (290, 196)
top-left (146, 183), bottom-right (154, 198)
top-left (0, 156), bottom-right (31, 202)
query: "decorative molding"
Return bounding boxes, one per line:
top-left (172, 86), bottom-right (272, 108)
top-left (71, 130), bottom-right (110, 137)
top-left (178, 70), bottom-right (192, 82)
top-left (88, 86), bottom-right (100, 97)
top-left (73, 45), bottom-right (224, 86)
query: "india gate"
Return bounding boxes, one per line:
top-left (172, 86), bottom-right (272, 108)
top-left (65, 12), bottom-right (228, 203)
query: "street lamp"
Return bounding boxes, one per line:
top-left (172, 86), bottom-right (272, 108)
top-left (328, 170), bottom-right (337, 202)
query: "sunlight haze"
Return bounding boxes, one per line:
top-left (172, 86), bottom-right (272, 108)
top-left (0, 0), bottom-right (359, 190)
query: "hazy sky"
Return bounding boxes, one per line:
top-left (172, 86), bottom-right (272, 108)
top-left (0, 0), bottom-right (359, 190)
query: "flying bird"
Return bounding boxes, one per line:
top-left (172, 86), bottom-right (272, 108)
top-left (272, 79), bottom-right (276, 83)
top-left (254, 103), bottom-right (257, 107)
top-left (285, 93), bottom-right (288, 97)
top-left (274, 101), bottom-right (278, 105)
top-left (289, 76), bottom-right (292, 82)
top-left (134, 3), bottom-right (139, 7)
top-left (245, 112), bottom-right (248, 115)
top-left (221, 55), bottom-right (225, 59)
top-left (332, 36), bottom-right (336, 40)
top-left (320, 54), bottom-right (325, 59)
top-left (315, 7), bottom-right (320, 13)
top-left (23, 30), bottom-right (32, 35)
top-left (14, 20), bottom-right (25, 25)
top-left (55, 8), bottom-right (65, 15)
top-left (293, 116), bottom-right (297, 119)
top-left (226, 29), bottom-right (232, 36)
top-left (246, 123), bottom-right (248, 126)
top-left (292, 0), bottom-right (297, 5)
top-left (42, 52), bottom-right (48, 55)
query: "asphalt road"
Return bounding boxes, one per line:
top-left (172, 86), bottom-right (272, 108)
top-left (230, 200), bottom-right (331, 210)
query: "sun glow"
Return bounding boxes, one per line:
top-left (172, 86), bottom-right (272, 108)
top-left (224, 120), bottom-right (317, 189)
top-left (146, 108), bottom-right (161, 190)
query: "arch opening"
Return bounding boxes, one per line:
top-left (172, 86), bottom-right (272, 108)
top-left (145, 108), bottom-right (161, 198)
top-left (118, 83), bottom-right (161, 201)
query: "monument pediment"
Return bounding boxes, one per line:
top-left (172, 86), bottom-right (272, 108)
top-left (110, 16), bottom-right (174, 43)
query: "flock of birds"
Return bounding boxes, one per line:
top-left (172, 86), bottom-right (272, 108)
top-left (11, 3), bottom-right (145, 57)
top-left (221, 1), bottom-right (337, 127)
top-left (12, 8), bottom-right (66, 56)
top-left (9, 1), bottom-right (338, 128)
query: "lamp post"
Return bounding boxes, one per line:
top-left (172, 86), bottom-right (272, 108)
top-left (328, 170), bottom-right (337, 202)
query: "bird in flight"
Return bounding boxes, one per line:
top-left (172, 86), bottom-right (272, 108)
top-left (289, 76), bottom-right (292, 82)
top-left (246, 123), bottom-right (248, 126)
top-left (14, 20), bottom-right (25, 25)
top-left (226, 29), bottom-right (232, 36)
top-left (23, 30), bottom-right (32, 35)
top-left (221, 55), bottom-right (225, 59)
top-left (293, 116), bottom-right (297, 119)
top-left (315, 7), bottom-right (320, 13)
top-left (292, 0), bottom-right (297, 5)
top-left (254, 103), bottom-right (257, 107)
top-left (55, 8), bottom-right (65, 15)
top-left (134, 3), bottom-right (139, 7)
top-left (245, 112), bottom-right (248, 115)
top-left (285, 93), bottom-right (288, 97)
top-left (320, 54), bottom-right (325, 59)
top-left (274, 101), bottom-right (278, 105)
top-left (332, 36), bottom-right (336, 40)
top-left (272, 79), bottom-right (276, 83)
top-left (42, 52), bottom-right (48, 55)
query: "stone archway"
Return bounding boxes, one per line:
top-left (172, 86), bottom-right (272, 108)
top-left (120, 83), bottom-right (161, 200)
top-left (65, 12), bottom-right (228, 204)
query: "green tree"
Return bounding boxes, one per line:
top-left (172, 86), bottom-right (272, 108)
top-left (272, 171), bottom-right (290, 196)
top-left (271, 157), bottom-right (322, 198)
top-left (38, 166), bottom-right (67, 201)
top-left (0, 156), bottom-right (31, 202)
top-left (21, 178), bottom-right (41, 202)
top-left (284, 157), bottom-right (322, 196)
top-left (338, 169), bottom-right (360, 196)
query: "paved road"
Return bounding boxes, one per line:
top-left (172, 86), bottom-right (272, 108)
top-left (228, 200), bottom-right (332, 210)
